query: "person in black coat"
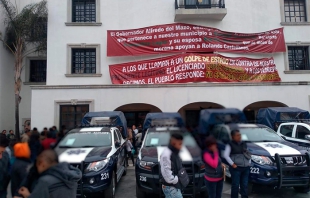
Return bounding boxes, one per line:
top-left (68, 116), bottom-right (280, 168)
top-left (29, 132), bottom-right (42, 163)
top-left (11, 143), bottom-right (32, 196)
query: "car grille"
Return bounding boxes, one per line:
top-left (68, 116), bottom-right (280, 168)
top-left (279, 156), bottom-right (306, 166)
top-left (70, 163), bottom-right (89, 186)
top-left (70, 163), bottom-right (90, 171)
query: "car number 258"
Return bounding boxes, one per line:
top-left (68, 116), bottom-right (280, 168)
top-left (250, 167), bottom-right (259, 174)
top-left (101, 173), bottom-right (109, 180)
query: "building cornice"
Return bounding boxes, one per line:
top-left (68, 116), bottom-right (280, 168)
top-left (30, 81), bottom-right (310, 90)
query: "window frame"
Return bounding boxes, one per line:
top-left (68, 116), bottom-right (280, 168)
top-left (284, 0), bottom-right (307, 22)
top-left (29, 60), bottom-right (47, 83)
top-left (66, 44), bottom-right (101, 77)
top-left (54, 99), bottom-right (94, 128)
top-left (66, 0), bottom-right (101, 26)
top-left (284, 43), bottom-right (310, 73)
top-left (24, 57), bottom-right (47, 85)
top-left (295, 125), bottom-right (310, 139)
top-left (114, 130), bottom-right (120, 142)
top-left (115, 129), bottom-right (123, 140)
top-left (287, 46), bottom-right (310, 70)
top-left (71, 48), bottom-right (96, 74)
top-left (279, 124), bottom-right (294, 137)
top-left (280, 0), bottom-right (310, 25)
top-left (59, 104), bottom-right (89, 130)
top-left (72, 0), bottom-right (96, 23)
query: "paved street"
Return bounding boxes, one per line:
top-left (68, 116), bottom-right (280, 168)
top-left (116, 167), bottom-right (310, 198)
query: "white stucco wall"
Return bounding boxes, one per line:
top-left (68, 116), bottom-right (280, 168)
top-left (31, 84), bottom-right (310, 130)
top-left (45, 0), bottom-right (310, 86)
top-left (0, 17), bottom-right (14, 131)
top-left (0, 0), bottom-right (25, 131)
top-left (29, 0), bottom-right (310, 129)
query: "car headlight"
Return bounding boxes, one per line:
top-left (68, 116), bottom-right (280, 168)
top-left (251, 155), bottom-right (272, 165)
top-left (139, 161), bottom-right (154, 170)
top-left (86, 158), bottom-right (109, 172)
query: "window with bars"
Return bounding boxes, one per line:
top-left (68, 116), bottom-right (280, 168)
top-left (60, 105), bottom-right (89, 130)
top-left (30, 60), bottom-right (47, 82)
top-left (288, 46), bottom-right (310, 70)
top-left (72, 0), bottom-right (96, 22)
top-left (284, 0), bottom-right (307, 22)
top-left (72, 48), bottom-right (96, 74)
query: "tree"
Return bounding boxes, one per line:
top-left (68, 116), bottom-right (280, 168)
top-left (0, 0), bottom-right (47, 140)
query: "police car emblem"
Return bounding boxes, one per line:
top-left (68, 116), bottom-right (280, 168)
top-left (264, 143), bottom-right (282, 148)
top-left (67, 149), bottom-right (86, 155)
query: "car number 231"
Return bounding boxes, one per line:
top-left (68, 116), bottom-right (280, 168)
top-left (101, 173), bottom-right (109, 180)
top-left (250, 167), bottom-right (259, 174)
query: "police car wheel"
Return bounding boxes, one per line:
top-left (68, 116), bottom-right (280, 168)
top-left (104, 171), bottom-right (116, 198)
top-left (294, 185), bottom-right (310, 193)
top-left (136, 185), bottom-right (146, 198)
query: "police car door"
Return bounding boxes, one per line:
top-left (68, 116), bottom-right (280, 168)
top-left (114, 129), bottom-right (124, 173)
top-left (295, 125), bottom-right (310, 150)
top-left (116, 128), bottom-right (126, 166)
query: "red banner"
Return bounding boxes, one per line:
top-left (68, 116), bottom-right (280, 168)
top-left (107, 23), bottom-right (286, 57)
top-left (109, 54), bottom-right (281, 84)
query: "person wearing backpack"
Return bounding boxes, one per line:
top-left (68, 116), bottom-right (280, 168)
top-left (203, 136), bottom-right (224, 198)
top-left (160, 133), bottom-right (189, 198)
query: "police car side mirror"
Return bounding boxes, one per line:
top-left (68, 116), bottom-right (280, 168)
top-left (305, 135), bottom-right (310, 140)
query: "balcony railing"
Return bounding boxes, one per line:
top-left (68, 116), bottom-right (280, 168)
top-left (174, 0), bottom-right (227, 21)
top-left (175, 0), bottom-right (225, 9)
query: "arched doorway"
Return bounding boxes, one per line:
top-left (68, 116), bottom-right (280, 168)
top-left (178, 102), bottom-right (225, 129)
top-left (243, 101), bottom-right (288, 123)
top-left (115, 103), bottom-right (162, 127)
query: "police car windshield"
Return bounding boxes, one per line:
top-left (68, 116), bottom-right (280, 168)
top-left (239, 127), bottom-right (282, 142)
top-left (58, 132), bottom-right (112, 148)
top-left (144, 132), bottom-right (197, 147)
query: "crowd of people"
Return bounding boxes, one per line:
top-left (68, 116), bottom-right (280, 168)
top-left (159, 130), bottom-right (251, 198)
top-left (125, 124), bottom-right (143, 166)
top-left (0, 125), bottom-right (78, 198)
top-left (1, 123), bottom-right (251, 198)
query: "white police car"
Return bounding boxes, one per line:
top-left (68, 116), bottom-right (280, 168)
top-left (54, 126), bottom-right (127, 198)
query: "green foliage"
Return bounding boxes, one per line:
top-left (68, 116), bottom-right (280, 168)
top-left (0, 0), bottom-right (48, 54)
